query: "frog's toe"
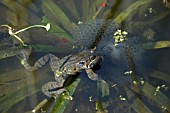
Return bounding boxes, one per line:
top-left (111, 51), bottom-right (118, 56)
top-left (54, 88), bottom-right (68, 95)
top-left (56, 88), bottom-right (68, 95)
top-left (50, 88), bottom-right (68, 99)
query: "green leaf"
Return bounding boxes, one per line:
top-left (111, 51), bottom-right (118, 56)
top-left (97, 79), bottom-right (110, 98)
top-left (42, 16), bottom-right (73, 42)
top-left (42, 0), bottom-right (77, 32)
top-left (115, 0), bottom-right (155, 23)
top-left (50, 78), bottom-right (81, 113)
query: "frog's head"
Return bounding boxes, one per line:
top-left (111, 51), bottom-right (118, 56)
top-left (60, 48), bottom-right (102, 75)
top-left (75, 48), bottom-right (102, 70)
top-left (74, 48), bottom-right (102, 80)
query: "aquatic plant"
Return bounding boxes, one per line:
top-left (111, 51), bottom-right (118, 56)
top-left (113, 29), bottom-right (128, 46)
top-left (0, 23), bottom-right (50, 46)
top-left (1, 0), bottom-right (170, 113)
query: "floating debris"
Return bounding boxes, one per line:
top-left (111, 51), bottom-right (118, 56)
top-left (78, 21), bottom-right (83, 24)
top-left (140, 78), bottom-right (145, 85)
top-left (124, 71), bottom-right (133, 75)
top-left (113, 29), bottom-right (128, 46)
top-left (111, 84), bottom-right (117, 88)
top-left (154, 84), bottom-right (168, 95)
top-left (89, 95), bottom-right (93, 101)
top-left (148, 7), bottom-right (154, 13)
top-left (161, 105), bottom-right (167, 112)
top-left (133, 81), bottom-right (137, 85)
top-left (119, 95), bottom-right (126, 101)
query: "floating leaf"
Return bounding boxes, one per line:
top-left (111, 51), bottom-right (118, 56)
top-left (97, 79), bottom-right (110, 98)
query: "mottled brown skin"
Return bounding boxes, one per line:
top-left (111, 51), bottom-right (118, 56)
top-left (20, 48), bottom-right (102, 98)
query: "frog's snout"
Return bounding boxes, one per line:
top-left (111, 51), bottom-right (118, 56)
top-left (88, 56), bottom-right (102, 69)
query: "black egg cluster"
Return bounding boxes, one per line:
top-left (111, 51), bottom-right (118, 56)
top-left (71, 19), bottom-right (120, 50)
top-left (71, 19), bottom-right (147, 77)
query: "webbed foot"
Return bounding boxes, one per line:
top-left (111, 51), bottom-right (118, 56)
top-left (42, 82), bottom-right (67, 98)
top-left (85, 69), bottom-right (99, 81)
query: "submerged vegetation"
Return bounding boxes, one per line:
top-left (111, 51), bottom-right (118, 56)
top-left (0, 0), bottom-right (170, 113)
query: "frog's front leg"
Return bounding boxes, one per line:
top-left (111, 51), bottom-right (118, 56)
top-left (41, 76), bottom-right (67, 98)
top-left (85, 69), bottom-right (99, 81)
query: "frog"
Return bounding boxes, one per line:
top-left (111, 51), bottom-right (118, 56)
top-left (20, 47), bottom-right (102, 98)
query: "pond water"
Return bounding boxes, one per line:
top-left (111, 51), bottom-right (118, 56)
top-left (0, 0), bottom-right (170, 113)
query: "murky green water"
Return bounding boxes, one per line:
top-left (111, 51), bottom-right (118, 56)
top-left (0, 0), bottom-right (170, 113)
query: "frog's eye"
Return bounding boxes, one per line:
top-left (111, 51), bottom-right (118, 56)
top-left (79, 61), bottom-right (85, 65)
top-left (90, 55), bottom-right (96, 60)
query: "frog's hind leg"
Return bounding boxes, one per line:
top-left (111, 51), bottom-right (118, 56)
top-left (20, 52), bottom-right (60, 71)
top-left (21, 53), bottom-right (50, 71)
top-left (42, 76), bottom-right (67, 98)
top-left (20, 49), bottom-right (56, 71)
top-left (41, 81), bottom-right (67, 98)
top-left (48, 54), bottom-right (61, 71)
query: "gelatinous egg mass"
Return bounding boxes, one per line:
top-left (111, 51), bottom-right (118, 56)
top-left (71, 19), bottom-right (146, 77)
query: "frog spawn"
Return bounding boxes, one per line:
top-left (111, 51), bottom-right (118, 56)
top-left (71, 19), bottom-right (120, 51)
top-left (71, 19), bottom-right (147, 81)
top-left (70, 20), bottom-right (154, 113)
